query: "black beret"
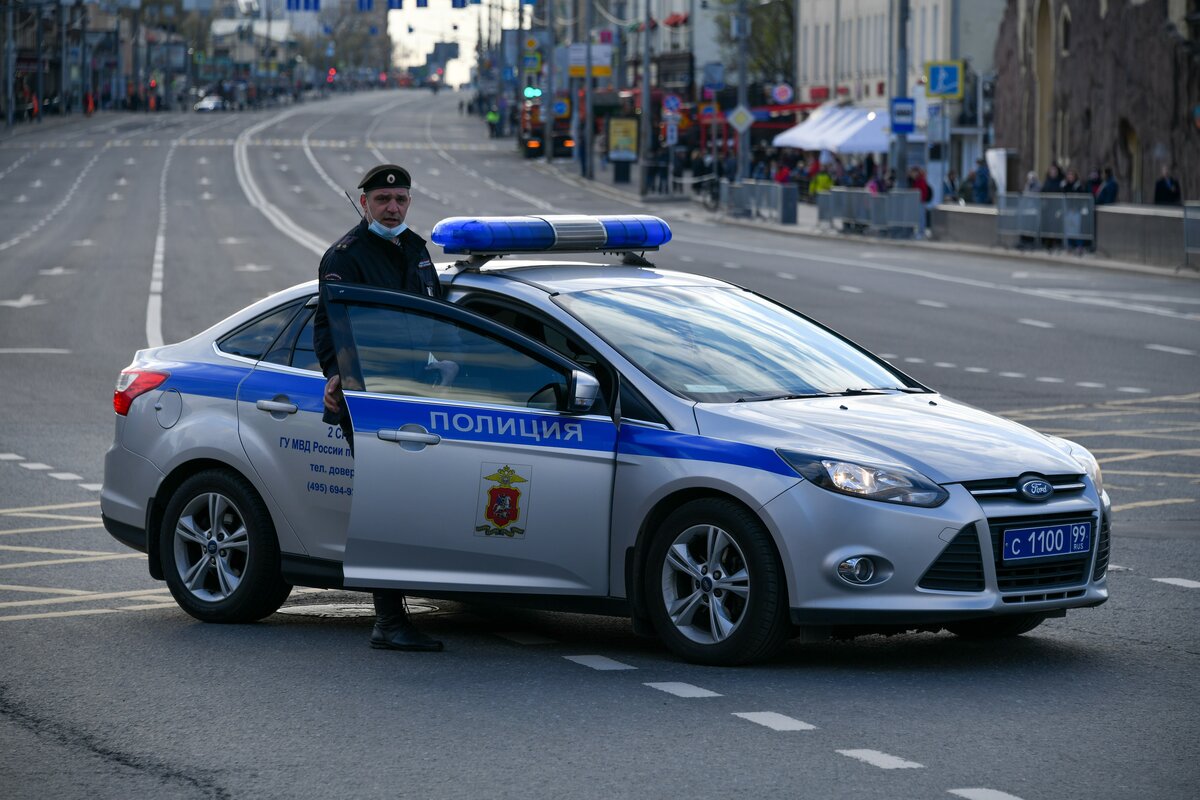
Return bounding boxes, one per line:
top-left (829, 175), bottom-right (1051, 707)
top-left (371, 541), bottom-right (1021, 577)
top-left (358, 164), bottom-right (411, 192)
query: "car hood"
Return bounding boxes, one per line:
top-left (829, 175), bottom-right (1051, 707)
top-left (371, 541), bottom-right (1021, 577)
top-left (695, 393), bottom-right (1080, 484)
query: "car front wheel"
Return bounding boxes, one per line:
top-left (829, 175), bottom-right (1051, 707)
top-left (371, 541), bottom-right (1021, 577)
top-left (160, 470), bottom-right (291, 623)
top-left (644, 498), bottom-right (790, 666)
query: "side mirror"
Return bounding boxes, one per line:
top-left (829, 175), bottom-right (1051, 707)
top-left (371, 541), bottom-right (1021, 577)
top-left (567, 369), bottom-right (600, 414)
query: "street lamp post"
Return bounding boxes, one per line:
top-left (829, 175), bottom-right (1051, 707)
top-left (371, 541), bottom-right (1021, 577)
top-left (735, 0), bottom-right (748, 181)
top-left (583, 0), bottom-right (593, 179)
top-left (638, 0), bottom-right (650, 196)
top-left (543, 0), bottom-right (555, 163)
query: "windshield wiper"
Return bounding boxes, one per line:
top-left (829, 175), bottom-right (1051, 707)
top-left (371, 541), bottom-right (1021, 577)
top-left (840, 387), bottom-right (930, 395)
top-left (736, 392), bottom-right (834, 403)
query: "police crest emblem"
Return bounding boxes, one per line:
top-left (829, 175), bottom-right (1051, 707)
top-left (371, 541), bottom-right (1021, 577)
top-left (476, 464), bottom-right (531, 538)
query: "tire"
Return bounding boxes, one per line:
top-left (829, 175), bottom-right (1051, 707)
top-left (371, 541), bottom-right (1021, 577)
top-left (643, 498), bottom-right (790, 666)
top-left (946, 614), bottom-right (1046, 639)
top-left (160, 470), bottom-right (291, 623)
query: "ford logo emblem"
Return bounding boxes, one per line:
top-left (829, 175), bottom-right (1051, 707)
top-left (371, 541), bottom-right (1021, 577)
top-left (1016, 476), bottom-right (1054, 502)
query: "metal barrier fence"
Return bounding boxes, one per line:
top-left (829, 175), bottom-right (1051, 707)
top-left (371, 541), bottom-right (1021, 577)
top-left (997, 193), bottom-right (1095, 248)
top-left (1185, 202), bottom-right (1200, 270)
top-left (815, 188), bottom-right (925, 238)
top-left (726, 180), bottom-right (798, 224)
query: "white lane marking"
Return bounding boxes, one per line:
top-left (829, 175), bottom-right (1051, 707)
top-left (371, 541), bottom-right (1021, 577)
top-left (1112, 499), bottom-right (1194, 513)
top-left (0, 588), bottom-right (168, 609)
top-left (108, 193), bottom-right (122, 201)
top-left (0, 544), bottom-right (118, 557)
top-left (48, 473), bottom-right (83, 481)
top-left (683, 234), bottom-right (1200, 322)
top-left (79, 484), bottom-right (102, 491)
top-left (38, 267), bottom-right (76, 275)
top-left (1076, 382), bottom-right (1105, 388)
top-left (72, 239), bottom-right (95, 246)
top-left (0, 523), bottom-right (103, 536)
top-left (998, 372), bottom-right (1026, 378)
top-left (219, 237), bottom-right (244, 245)
top-left (732, 712), bottom-right (816, 731)
top-left (18, 463), bottom-right (52, 471)
top-left (1036, 376), bottom-right (1065, 383)
top-left (0, 349), bottom-right (70, 354)
top-left (776, 272), bottom-right (797, 280)
top-left (235, 107), bottom-right (329, 257)
top-left (1145, 344), bottom-right (1196, 356)
top-left (878, 353), bottom-right (897, 359)
top-left (0, 553), bottom-right (143, 570)
top-left (0, 152), bottom-right (32, 180)
top-left (0, 294), bottom-right (46, 308)
top-left (495, 631), bottom-right (557, 645)
top-left (234, 263), bottom-right (273, 272)
top-left (0, 150), bottom-right (104, 253)
top-left (1152, 578), bottom-right (1200, 589)
top-left (564, 655), bottom-right (635, 670)
top-left (0, 583), bottom-right (93, 595)
top-left (644, 682), bottom-right (722, 698)
top-left (1116, 387), bottom-right (1150, 394)
top-left (200, 192), bottom-right (214, 201)
top-left (679, 255), bottom-right (695, 262)
top-left (0, 501), bottom-right (97, 513)
top-left (722, 262), bottom-right (742, 270)
top-left (836, 749), bottom-right (924, 769)
top-left (1018, 318), bottom-right (1055, 329)
top-left (934, 362), bottom-right (957, 368)
top-left (838, 285), bottom-right (863, 293)
top-left (0, 454), bottom-right (24, 460)
top-left (903, 357), bottom-right (926, 364)
top-left (964, 367), bottom-right (989, 373)
top-left (948, 789), bottom-right (1027, 800)
top-left (917, 299), bottom-right (947, 308)
top-left (199, 177), bottom-right (210, 186)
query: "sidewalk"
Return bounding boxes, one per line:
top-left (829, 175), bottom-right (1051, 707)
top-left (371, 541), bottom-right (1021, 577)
top-left (537, 156), bottom-right (1198, 281)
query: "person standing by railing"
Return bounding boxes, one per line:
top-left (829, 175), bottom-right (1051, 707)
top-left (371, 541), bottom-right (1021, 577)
top-left (1154, 166), bottom-right (1182, 205)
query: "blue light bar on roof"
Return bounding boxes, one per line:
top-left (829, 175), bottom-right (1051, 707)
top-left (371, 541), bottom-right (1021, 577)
top-left (431, 214), bottom-right (672, 255)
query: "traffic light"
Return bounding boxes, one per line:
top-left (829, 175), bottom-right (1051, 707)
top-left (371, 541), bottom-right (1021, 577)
top-left (523, 86), bottom-right (542, 99)
top-left (327, 67), bottom-right (337, 84)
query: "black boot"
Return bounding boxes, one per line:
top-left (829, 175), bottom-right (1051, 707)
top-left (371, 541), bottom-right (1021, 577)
top-left (369, 590), bottom-right (443, 652)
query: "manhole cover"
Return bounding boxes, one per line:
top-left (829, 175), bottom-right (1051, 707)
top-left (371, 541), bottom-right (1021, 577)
top-left (276, 602), bottom-right (437, 619)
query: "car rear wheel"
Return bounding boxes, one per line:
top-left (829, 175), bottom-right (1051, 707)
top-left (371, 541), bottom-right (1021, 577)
top-left (644, 498), bottom-right (790, 666)
top-left (160, 470), bottom-right (291, 623)
top-left (946, 613), bottom-right (1046, 639)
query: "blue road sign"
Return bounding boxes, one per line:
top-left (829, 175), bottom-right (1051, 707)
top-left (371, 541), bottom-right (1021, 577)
top-left (552, 100), bottom-right (568, 117)
top-left (925, 61), bottom-right (964, 100)
top-left (890, 97), bottom-right (915, 134)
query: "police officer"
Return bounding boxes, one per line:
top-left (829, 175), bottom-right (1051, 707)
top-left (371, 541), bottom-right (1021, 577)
top-left (313, 163), bottom-right (451, 652)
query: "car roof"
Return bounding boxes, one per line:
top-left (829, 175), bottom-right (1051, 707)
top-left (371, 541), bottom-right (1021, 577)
top-left (443, 260), bottom-right (733, 295)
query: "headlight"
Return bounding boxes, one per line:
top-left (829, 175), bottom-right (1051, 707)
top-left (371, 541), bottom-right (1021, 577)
top-left (1047, 436), bottom-right (1104, 497)
top-left (778, 450), bottom-right (949, 508)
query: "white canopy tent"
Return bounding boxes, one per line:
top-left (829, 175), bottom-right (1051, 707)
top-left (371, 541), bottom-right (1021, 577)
top-left (772, 105), bottom-right (901, 154)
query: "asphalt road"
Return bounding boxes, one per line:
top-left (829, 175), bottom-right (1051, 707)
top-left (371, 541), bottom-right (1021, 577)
top-left (0, 90), bottom-right (1197, 800)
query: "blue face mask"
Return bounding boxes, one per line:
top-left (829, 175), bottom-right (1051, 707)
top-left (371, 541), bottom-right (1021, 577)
top-left (368, 220), bottom-right (408, 239)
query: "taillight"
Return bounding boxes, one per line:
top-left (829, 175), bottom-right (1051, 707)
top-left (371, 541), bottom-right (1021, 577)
top-left (113, 370), bottom-right (170, 416)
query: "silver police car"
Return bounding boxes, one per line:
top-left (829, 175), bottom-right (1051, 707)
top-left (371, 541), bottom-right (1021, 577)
top-left (102, 215), bottom-right (1110, 665)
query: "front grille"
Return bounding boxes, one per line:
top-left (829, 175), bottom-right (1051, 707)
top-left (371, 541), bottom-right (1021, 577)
top-left (919, 525), bottom-right (985, 591)
top-left (1092, 512), bottom-right (1111, 580)
top-left (963, 473), bottom-right (1087, 502)
top-left (989, 512), bottom-right (1097, 592)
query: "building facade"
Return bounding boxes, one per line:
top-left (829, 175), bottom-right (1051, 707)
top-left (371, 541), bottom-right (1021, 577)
top-left (993, 0), bottom-right (1199, 203)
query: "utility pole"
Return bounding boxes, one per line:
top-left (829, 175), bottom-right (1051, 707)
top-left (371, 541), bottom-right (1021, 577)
top-left (638, 0), bottom-right (650, 195)
top-left (894, 0), bottom-right (909, 182)
top-left (5, 0), bottom-right (14, 128)
top-left (735, 0), bottom-right (748, 181)
top-left (583, 0), bottom-right (593, 179)
top-left (543, 0), bottom-right (555, 163)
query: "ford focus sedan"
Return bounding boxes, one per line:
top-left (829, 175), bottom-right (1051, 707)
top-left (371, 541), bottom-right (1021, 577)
top-left (101, 214), bottom-right (1110, 665)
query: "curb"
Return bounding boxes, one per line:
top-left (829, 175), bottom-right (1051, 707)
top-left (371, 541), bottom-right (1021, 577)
top-left (542, 162), bottom-right (1198, 281)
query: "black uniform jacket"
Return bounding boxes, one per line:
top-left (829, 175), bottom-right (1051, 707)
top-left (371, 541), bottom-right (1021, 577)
top-left (313, 219), bottom-right (444, 380)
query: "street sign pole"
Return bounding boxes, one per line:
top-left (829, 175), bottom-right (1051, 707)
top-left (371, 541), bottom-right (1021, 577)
top-left (544, 0), bottom-right (555, 164)
top-left (894, 0), bottom-right (910, 181)
top-left (735, 0), bottom-right (749, 181)
top-left (584, 0), bottom-right (594, 179)
top-left (639, 0), bottom-right (651, 197)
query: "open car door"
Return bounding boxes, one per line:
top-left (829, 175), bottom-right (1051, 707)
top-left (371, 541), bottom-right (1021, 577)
top-left (322, 283), bottom-right (616, 595)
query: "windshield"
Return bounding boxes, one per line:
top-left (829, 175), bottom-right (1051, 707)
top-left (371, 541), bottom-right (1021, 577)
top-left (556, 285), bottom-right (917, 403)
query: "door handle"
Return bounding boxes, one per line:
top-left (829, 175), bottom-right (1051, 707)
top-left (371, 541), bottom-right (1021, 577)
top-left (377, 429), bottom-right (441, 446)
top-left (256, 399), bottom-right (298, 414)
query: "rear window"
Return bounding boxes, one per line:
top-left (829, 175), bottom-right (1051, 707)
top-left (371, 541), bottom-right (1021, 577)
top-left (217, 302), bottom-right (302, 360)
